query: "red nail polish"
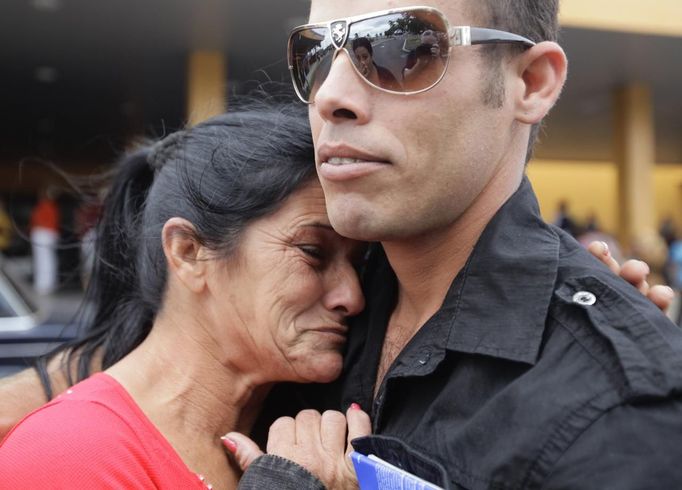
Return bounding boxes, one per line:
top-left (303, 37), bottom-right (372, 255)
top-left (221, 437), bottom-right (237, 454)
top-left (351, 403), bottom-right (361, 411)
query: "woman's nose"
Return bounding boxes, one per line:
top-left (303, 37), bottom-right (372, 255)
top-left (323, 264), bottom-right (365, 318)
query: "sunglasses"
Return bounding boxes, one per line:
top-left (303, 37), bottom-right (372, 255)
top-left (287, 6), bottom-right (536, 104)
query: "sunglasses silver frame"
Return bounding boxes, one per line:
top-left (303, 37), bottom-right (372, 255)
top-left (287, 5), bottom-right (536, 104)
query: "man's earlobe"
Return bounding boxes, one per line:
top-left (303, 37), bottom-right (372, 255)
top-left (162, 217), bottom-right (206, 293)
top-left (514, 41), bottom-right (568, 125)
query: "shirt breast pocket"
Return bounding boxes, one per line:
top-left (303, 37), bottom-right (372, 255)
top-left (352, 435), bottom-right (456, 489)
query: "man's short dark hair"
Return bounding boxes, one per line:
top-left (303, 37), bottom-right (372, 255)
top-left (473, 0), bottom-right (560, 162)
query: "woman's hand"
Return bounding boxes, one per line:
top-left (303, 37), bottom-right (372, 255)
top-left (226, 405), bottom-right (371, 489)
top-left (587, 241), bottom-right (675, 311)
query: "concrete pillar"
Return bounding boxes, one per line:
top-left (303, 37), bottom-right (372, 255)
top-left (186, 51), bottom-right (227, 126)
top-left (613, 83), bottom-right (656, 251)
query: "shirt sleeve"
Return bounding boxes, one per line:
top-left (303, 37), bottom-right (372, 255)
top-left (542, 396), bottom-right (682, 489)
top-left (0, 400), bottom-right (158, 489)
top-left (238, 455), bottom-right (326, 490)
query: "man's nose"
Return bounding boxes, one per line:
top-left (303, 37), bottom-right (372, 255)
top-left (312, 50), bottom-right (372, 124)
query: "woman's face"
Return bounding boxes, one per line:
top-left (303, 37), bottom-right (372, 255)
top-left (207, 180), bottom-right (366, 384)
top-left (353, 46), bottom-right (373, 77)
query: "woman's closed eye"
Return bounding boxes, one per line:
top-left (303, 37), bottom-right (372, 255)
top-left (298, 244), bottom-right (326, 262)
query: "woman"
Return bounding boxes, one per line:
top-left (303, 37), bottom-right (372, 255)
top-left (351, 37), bottom-right (401, 92)
top-left (0, 102), bottom-right (367, 489)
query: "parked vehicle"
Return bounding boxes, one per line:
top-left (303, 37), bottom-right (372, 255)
top-left (0, 261), bottom-right (79, 378)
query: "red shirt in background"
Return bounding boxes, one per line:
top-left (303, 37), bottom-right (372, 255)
top-left (0, 373), bottom-right (209, 489)
top-left (30, 198), bottom-right (60, 231)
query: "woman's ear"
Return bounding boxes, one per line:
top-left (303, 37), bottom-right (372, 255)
top-left (162, 217), bottom-right (207, 293)
top-left (513, 41), bottom-right (568, 124)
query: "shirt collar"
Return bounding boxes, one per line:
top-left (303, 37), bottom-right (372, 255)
top-left (442, 176), bottom-right (560, 365)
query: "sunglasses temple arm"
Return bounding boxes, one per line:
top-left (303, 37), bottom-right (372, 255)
top-left (467, 27), bottom-right (537, 47)
top-left (451, 26), bottom-right (536, 47)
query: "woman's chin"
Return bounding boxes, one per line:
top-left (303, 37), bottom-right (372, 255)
top-left (296, 353), bottom-right (344, 384)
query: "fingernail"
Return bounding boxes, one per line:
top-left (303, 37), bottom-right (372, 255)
top-left (665, 286), bottom-right (675, 295)
top-left (221, 436), bottom-right (237, 454)
top-left (601, 241), bottom-right (610, 256)
top-left (350, 403), bottom-right (361, 411)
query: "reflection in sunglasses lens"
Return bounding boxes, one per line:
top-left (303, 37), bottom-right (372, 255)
top-left (291, 9), bottom-right (450, 102)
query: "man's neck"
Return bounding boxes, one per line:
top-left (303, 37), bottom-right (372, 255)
top-left (377, 163), bottom-right (525, 380)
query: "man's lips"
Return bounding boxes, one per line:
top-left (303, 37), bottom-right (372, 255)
top-left (317, 145), bottom-right (391, 181)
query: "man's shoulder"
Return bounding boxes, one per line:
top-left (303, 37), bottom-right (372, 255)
top-left (549, 234), bottom-right (682, 399)
top-left (541, 394), bottom-right (682, 489)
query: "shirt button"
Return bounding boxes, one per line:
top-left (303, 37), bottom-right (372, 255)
top-left (417, 351), bottom-right (432, 365)
top-left (572, 291), bottom-right (597, 306)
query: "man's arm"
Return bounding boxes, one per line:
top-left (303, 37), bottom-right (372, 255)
top-left (0, 368), bottom-right (49, 439)
top-left (542, 397), bottom-right (682, 489)
top-left (0, 349), bottom-right (101, 439)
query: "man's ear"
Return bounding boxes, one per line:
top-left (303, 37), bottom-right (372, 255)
top-left (162, 217), bottom-right (207, 293)
top-left (513, 41), bottom-right (568, 124)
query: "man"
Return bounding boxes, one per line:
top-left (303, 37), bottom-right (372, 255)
top-left (233, 1), bottom-right (682, 488)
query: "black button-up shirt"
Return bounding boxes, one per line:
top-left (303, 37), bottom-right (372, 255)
top-left (255, 177), bottom-right (682, 489)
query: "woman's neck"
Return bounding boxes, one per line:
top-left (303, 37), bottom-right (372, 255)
top-left (106, 313), bottom-right (272, 489)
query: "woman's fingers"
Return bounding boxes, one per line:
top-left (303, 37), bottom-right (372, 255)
top-left (256, 408), bottom-right (370, 489)
top-left (295, 410), bottom-right (322, 449)
top-left (587, 241), bottom-right (620, 275)
top-left (321, 410), bottom-right (348, 453)
top-left (647, 284), bottom-right (675, 311)
top-left (587, 241), bottom-right (675, 312)
top-left (346, 404), bottom-right (372, 452)
top-left (267, 416), bottom-right (296, 454)
top-left (620, 260), bottom-right (650, 295)
top-left (222, 432), bottom-right (263, 471)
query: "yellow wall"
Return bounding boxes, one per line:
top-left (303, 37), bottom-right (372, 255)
top-left (560, 0), bottom-right (682, 37)
top-left (527, 160), bottom-right (682, 234)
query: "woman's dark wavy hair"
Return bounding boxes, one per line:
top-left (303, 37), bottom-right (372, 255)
top-left (35, 98), bottom-right (316, 398)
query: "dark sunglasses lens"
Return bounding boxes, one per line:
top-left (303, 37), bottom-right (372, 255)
top-left (290, 27), bottom-right (335, 102)
top-left (346, 9), bottom-right (449, 92)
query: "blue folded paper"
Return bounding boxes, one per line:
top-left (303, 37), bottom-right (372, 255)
top-left (350, 451), bottom-right (444, 490)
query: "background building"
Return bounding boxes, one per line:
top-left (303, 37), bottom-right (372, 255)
top-left (1, 0), bottom-right (681, 261)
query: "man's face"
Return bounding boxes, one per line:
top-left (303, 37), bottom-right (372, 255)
top-left (307, 0), bottom-right (522, 242)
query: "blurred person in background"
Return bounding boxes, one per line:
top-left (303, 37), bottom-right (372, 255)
top-left (0, 198), bottom-right (13, 255)
top-left (29, 189), bottom-right (60, 294)
top-left (75, 197), bottom-right (102, 288)
top-left (667, 234), bottom-right (682, 325)
top-left (660, 216), bottom-right (677, 248)
top-left (553, 199), bottom-right (578, 236)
